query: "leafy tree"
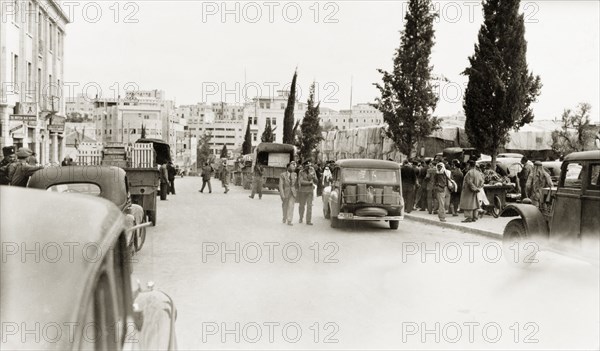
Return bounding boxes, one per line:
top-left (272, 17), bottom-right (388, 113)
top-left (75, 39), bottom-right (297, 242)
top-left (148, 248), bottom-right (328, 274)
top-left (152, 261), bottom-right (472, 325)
top-left (242, 121), bottom-right (252, 154)
top-left (197, 132), bottom-right (213, 166)
top-left (463, 0), bottom-right (542, 168)
top-left (374, 0), bottom-right (440, 158)
top-left (261, 120), bottom-right (275, 142)
top-left (220, 144), bottom-right (228, 159)
top-left (282, 69), bottom-right (298, 144)
top-left (297, 82), bottom-right (323, 161)
top-left (551, 103), bottom-right (596, 155)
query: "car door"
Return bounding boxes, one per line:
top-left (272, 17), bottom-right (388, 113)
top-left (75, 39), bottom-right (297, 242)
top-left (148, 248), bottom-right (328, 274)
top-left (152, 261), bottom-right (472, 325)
top-left (581, 162), bottom-right (600, 248)
top-left (549, 161), bottom-right (584, 245)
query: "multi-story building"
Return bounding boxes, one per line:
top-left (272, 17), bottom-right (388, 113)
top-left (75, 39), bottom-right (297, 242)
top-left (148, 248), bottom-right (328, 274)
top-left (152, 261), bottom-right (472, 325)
top-left (211, 102), bottom-right (244, 121)
top-left (65, 94), bottom-right (95, 119)
top-left (242, 90), bottom-right (307, 144)
top-left (0, 0), bottom-right (69, 163)
top-left (201, 120), bottom-right (244, 156)
top-left (320, 103), bottom-right (384, 130)
top-left (177, 103), bottom-right (215, 139)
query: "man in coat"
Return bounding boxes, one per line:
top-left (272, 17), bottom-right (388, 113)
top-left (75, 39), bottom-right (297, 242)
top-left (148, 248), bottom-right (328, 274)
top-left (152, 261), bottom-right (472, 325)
top-left (297, 160), bottom-right (317, 225)
top-left (279, 162), bottom-right (298, 226)
top-left (449, 159), bottom-right (464, 216)
top-left (518, 156), bottom-right (533, 199)
top-left (199, 162), bottom-right (214, 193)
top-left (424, 160), bottom-right (438, 214)
top-left (166, 162), bottom-right (177, 195)
top-left (460, 160), bottom-right (484, 222)
top-left (401, 160), bottom-right (417, 214)
top-left (249, 163), bottom-right (264, 199)
top-left (159, 163), bottom-right (169, 200)
top-left (7, 148), bottom-right (43, 187)
top-left (220, 160), bottom-right (230, 194)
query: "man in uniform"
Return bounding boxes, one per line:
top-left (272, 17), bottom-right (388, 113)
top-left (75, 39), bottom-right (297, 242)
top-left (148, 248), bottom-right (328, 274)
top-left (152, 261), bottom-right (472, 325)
top-left (297, 160), bottom-right (317, 225)
top-left (279, 162), bottom-right (297, 226)
top-left (8, 148), bottom-right (44, 187)
top-left (199, 162), bottom-right (214, 193)
top-left (249, 163), bottom-right (264, 199)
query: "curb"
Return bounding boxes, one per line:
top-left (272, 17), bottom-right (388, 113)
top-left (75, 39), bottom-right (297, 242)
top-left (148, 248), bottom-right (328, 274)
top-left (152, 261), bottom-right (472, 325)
top-left (404, 213), bottom-right (503, 240)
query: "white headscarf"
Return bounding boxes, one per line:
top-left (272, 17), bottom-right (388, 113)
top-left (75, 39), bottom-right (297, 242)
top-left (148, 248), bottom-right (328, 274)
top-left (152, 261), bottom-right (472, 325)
top-left (436, 162), bottom-right (451, 178)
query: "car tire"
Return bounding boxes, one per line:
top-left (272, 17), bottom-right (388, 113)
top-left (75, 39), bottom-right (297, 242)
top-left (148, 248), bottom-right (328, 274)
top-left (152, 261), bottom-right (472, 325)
top-left (492, 195), bottom-right (502, 218)
top-left (389, 220), bottom-right (399, 230)
top-left (324, 205), bottom-right (331, 219)
top-left (502, 219), bottom-right (536, 266)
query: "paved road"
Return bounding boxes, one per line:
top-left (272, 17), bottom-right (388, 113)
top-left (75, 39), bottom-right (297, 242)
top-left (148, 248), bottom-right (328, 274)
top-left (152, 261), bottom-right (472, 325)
top-left (132, 177), bottom-right (599, 350)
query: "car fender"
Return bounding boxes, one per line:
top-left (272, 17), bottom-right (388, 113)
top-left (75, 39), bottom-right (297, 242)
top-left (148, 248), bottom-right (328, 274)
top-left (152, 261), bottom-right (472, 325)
top-left (329, 188), bottom-right (340, 217)
top-left (134, 289), bottom-right (178, 350)
top-left (500, 204), bottom-right (549, 238)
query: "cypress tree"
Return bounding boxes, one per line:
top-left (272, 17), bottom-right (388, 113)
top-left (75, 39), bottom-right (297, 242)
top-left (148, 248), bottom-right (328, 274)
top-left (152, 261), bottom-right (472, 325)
top-left (374, 0), bottom-right (440, 158)
top-left (242, 121), bottom-right (252, 154)
top-left (463, 0), bottom-right (542, 168)
top-left (282, 69), bottom-right (298, 145)
top-left (297, 82), bottom-right (322, 161)
top-left (220, 144), bottom-right (228, 159)
top-left (261, 120), bottom-right (275, 143)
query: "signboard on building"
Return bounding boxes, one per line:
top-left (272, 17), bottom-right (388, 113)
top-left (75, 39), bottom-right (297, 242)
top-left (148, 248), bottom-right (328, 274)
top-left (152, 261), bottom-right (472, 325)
top-left (16, 102), bottom-right (37, 115)
top-left (48, 115), bottom-right (66, 133)
top-left (9, 114), bottom-right (37, 122)
top-left (10, 125), bottom-right (24, 134)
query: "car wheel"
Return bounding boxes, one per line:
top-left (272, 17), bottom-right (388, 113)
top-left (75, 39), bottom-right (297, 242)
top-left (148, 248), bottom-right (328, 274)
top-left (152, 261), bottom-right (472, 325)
top-left (330, 216), bottom-right (340, 228)
top-left (134, 215), bottom-right (148, 252)
top-left (502, 219), bottom-right (537, 266)
top-left (389, 220), bottom-right (399, 230)
top-left (324, 204), bottom-right (331, 219)
top-left (491, 195), bottom-right (502, 218)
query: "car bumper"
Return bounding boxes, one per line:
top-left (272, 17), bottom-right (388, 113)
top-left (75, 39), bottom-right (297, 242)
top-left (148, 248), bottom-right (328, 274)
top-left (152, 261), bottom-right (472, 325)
top-left (336, 213), bottom-right (404, 221)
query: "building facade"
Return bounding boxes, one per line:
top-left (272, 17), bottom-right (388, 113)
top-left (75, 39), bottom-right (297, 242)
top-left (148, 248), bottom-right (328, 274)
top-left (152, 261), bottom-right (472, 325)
top-left (0, 0), bottom-right (69, 163)
top-left (242, 90), bottom-right (307, 144)
top-left (320, 103), bottom-right (384, 131)
top-left (65, 94), bottom-right (94, 119)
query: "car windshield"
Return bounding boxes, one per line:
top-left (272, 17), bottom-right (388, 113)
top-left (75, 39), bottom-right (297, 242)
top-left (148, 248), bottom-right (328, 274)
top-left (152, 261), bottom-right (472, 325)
top-left (47, 183), bottom-right (102, 196)
top-left (342, 169), bottom-right (398, 183)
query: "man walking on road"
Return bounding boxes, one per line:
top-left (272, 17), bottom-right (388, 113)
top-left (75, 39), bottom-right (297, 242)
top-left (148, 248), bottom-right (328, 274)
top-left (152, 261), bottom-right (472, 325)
top-left (159, 163), bottom-right (169, 201)
top-left (298, 160), bottom-right (316, 225)
top-left (167, 161), bottom-right (176, 195)
top-left (279, 162), bottom-right (297, 226)
top-left (220, 160), bottom-right (230, 194)
top-left (199, 162), bottom-right (214, 193)
top-left (460, 160), bottom-right (484, 222)
top-left (249, 163), bottom-right (264, 199)
top-left (401, 160), bottom-right (417, 214)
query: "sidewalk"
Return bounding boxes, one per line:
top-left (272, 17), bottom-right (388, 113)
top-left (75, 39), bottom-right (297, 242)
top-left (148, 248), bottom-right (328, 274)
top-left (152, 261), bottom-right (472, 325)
top-left (404, 209), bottom-right (511, 240)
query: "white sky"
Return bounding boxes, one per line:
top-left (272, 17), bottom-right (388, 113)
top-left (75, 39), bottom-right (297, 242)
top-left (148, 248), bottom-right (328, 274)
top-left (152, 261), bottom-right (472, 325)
top-left (62, 1), bottom-right (600, 122)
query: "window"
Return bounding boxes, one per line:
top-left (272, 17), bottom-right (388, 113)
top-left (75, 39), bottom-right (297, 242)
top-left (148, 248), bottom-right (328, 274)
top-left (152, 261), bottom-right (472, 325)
top-left (253, 117), bottom-right (258, 125)
top-left (12, 54), bottom-right (18, 87)
top-left (260, 102), bottom-right (264, 109)
top-left (266, 117), bottom-right (270, 125)
top-left (26, 62), bottom-right (32, 92)
top-left (27, 2), bottom-right (34, 34)
top-left (266, 103), bottom-right (271, 109)
top-left (562, 162), bottom-right (583, 188)
top-left (48, 21), bottom-right (54, 51)
top-left (47, 183), bottom-right (101, 195)
top-left (272, 118), bottom-right (276, 126)
top-left (253, 133), bottom-right (257, 142)
top-left (589, 164), bottom-right (600, 189)
top-left (38, 12), bottom-right (43, 42)
top-left (248, 117), bottom-right (252, 125)
top-left (281, 103), bottom-right (285, 109)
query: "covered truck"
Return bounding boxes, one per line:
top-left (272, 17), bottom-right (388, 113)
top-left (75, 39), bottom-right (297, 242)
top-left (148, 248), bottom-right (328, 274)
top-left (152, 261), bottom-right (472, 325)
top-left (253, 143), bottom-right (295, 190)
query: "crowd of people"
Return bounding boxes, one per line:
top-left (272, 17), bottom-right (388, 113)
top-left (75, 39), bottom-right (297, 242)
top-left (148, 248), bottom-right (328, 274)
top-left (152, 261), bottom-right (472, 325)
top-left (400, 156), bottom-right (553, 223)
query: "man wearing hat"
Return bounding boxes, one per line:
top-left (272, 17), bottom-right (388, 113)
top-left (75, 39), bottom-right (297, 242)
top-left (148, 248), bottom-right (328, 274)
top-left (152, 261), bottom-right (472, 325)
top-left (297, 160), bottom-right (317, 225)
top-left (459, 160), bottom-right (484, 222)
top-left (7, 148), bottom-right (44, 187)
top-left (220, 160), bottom-right (230, 194)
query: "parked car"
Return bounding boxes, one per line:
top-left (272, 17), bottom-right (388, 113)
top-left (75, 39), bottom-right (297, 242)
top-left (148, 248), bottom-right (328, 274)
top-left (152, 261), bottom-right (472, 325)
top-left (28, 165), bottom-right (148, 253)
top-left (322, 159), bottom-right (404, 229)
top-left (500, 150), bottom-right (600, 265)
top-left (0, 187), bottom-right (177, 350)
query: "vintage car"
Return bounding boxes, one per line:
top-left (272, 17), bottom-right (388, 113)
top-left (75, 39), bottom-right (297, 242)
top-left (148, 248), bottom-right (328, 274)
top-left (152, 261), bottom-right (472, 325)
top-left (322, 159), bottom-right (405, 229)
top-left (0, 187), bottom-right (177, 350)
top-left (500, 150), bottom-right (600, 264)
top-left (253, 143), bottom-right (296, 190)
top-left (28, 166), bottom-right (148, 253)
